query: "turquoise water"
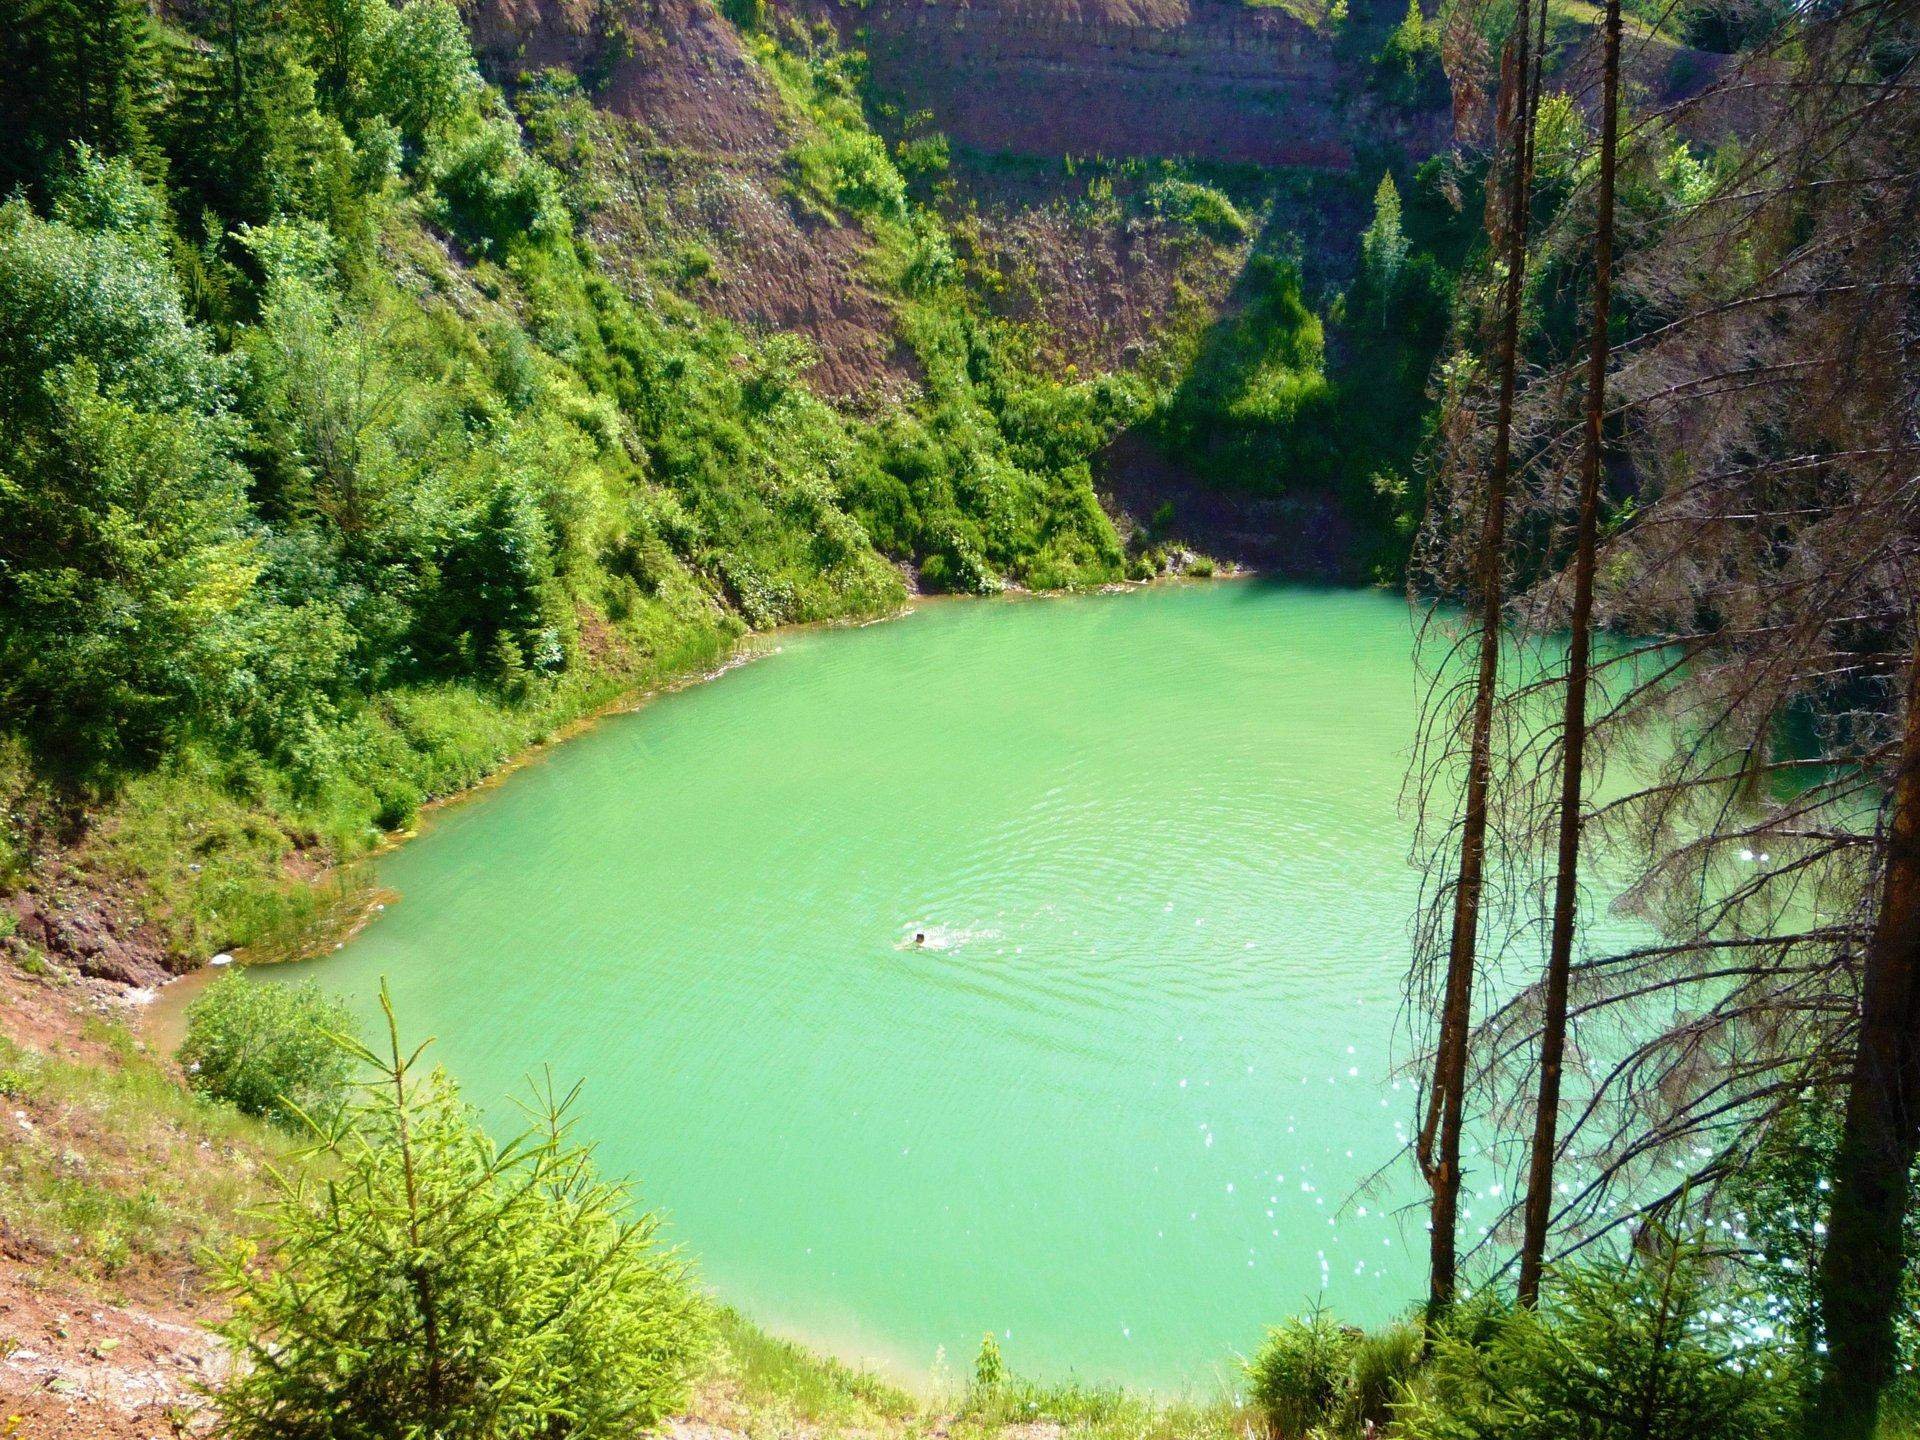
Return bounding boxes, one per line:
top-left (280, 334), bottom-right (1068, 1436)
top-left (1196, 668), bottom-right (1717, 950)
top-left (284, 583), bottom-right (1458, 1392)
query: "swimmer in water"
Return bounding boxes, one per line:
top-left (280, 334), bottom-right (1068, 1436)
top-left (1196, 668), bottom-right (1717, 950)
top-left (914, 931), bottom-right (927, 946)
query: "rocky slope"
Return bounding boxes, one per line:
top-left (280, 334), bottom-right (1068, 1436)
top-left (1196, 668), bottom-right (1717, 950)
top-left (464, 0), bottom-right (918, 398)
top-left (461, 0), bottom-right (1450, 397)
top-left (814, 0), bottom-right (1447, 169)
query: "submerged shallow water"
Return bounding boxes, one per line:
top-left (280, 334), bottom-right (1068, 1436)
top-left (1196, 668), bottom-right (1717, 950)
top-left (281, 582), bottom-right (1475, 1391)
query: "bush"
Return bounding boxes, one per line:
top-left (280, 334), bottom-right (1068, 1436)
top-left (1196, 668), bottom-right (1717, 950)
top-left (1371, 0), bottom-right (1449, 112)
top-left (214, 986), bottom-right (710, 1440)
top-left (1248, 1308), bottom-right (1356, 1438)
top-left (1396, 1238), bottom-right (1801, 1440)
top-left (974, 1331), bottom-right (1007, 1388)
top-left (1147, 178), bottom-right (1252, 242)
top-left (178, 972), bottom-right (354, 1125)
top-left (1341, 1320), bottom-right (1421, 1432)
top-left (428, 120), bottom-right (566, 257)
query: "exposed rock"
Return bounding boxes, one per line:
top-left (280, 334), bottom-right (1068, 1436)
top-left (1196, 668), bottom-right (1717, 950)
top-left (801, 0), bottom-right (1452, 170)
top-left (466, 0), bottom-right (919, 399)
top-left (9, 878), bottom-right (176, 988)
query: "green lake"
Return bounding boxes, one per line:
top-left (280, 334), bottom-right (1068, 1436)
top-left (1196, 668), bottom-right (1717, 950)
top-left (277, 581), bottom-right (1481, 1392)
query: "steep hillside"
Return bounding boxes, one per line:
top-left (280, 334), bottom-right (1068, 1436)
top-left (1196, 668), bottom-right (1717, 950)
top-left (458, 0), bottom-right (1454, 385)
top-left (813, 0), bottom-right (1448, 170)
top-left (467, 0), bottom-right (920, 398)
top-left (446, 0), bottom-right (1465, 580)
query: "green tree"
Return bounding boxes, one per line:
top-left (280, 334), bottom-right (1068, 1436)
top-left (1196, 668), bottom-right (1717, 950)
top-left (287, 0), bottom-right (389, 123)
top-left (165, 0), bottom-right (354, 231)
top-left (214, 986), bottom-right (710, 1440)
top-left (243, 229), bottom-right (413, 540)
top-left (179, 973), bottom-right (356, 1124)
top-left (1397, 1239), bottom-right (1801, 1440)
top-left (1247, 1308), bottom-right (1357, 1438)
top-left (366, 0), bottom-right (479, 151)
top-left (0, 185), bottom-right (257, 769)
top-left (1372, 0), bottom-right (1448, 112)
top-left (0, 0), bottom-right (161, 199)
top-left (1360, 172), bottom-right (1409, 313)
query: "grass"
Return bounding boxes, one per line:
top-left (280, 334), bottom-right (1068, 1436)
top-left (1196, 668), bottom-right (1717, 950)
top-left (704, 1306), bottom-right (1255, 1440)
top-left (707, 1307), bottom-right (922, 1435)
top-left (0, 1021), bottom-right (289, 1296)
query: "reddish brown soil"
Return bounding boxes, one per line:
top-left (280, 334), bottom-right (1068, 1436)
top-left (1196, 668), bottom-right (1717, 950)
top-left (0, 969), bottom-right (231, 1440)
top-left (468, 0), bottom-right (918, 399)
top-left (0, 1279), bottom-right (226, 1440)
top-left (799, 0), bottom-right (1452, 171)
top-left (4, 866), bottom-right (178, 993)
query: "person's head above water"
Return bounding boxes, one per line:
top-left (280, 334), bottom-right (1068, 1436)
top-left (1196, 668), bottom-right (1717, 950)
top-left (914, 931), bottom-right (926, 945)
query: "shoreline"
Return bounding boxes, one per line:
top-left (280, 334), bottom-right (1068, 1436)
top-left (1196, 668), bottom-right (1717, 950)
top-left (130, 571), bottom-right (1259, 1041)
top-left (4, 567), bottom-right (1311, 1434)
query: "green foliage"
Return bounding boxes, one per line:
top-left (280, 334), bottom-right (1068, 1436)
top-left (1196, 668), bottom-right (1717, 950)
top-left (178, 971), bottom-right (355, 1124)
top-left (1679, 0), bottom-right (1790, 51)
top-left (214, 988), bottom-right (710, 1440)
top-left (427, 118), bottom-right (567, 256)
top-left (1372, 0), bottom-right (1449, 111)
top-left (1398, 1240), bottom-right (1802, 1440)
top-left (365, 0), bottom-right (478, 148)
top-left (762, 41), bottom-right (905, 222)
top-left (0, 180), bottom-right (258, 772)
top-left (1722, 1096), bottom-right (1920, 1398)
top-left (164, 0), bottom-right (357, 233)
top-left (1154, 253), bottom-right (1338, 484)
top-left (0, 0), bottom-right (162, 202)
top-left (975, 1331), bottom-right (1008, 1388)
top-left (1148, 178), bottom-right (1253, 242)
top-left (1344, 1319), bottom-right (1423, 1431)
top-left (1248, 1308), bottom-right (1357, 1437)
top-left (1360, 173), bottom-right (1409, 299)
top-left (894, 130), bottom-right (952, 187)
top-left (1531, 92), bottom-right (1590, 191)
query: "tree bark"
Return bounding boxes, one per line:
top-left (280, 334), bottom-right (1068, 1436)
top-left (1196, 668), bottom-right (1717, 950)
top-left (1423, 0), bottom-right (1541, 1317)
top-left (1810, 629), bottom-right (1920, 1439)
top-left (1516, 0), bottom-right (1622, 1309)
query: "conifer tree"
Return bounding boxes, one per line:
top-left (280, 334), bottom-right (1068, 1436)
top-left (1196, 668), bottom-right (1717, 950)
top-left (0, 0), bottom-right (160, 197)
top-left (215, 985), bottom-right (709, 1440)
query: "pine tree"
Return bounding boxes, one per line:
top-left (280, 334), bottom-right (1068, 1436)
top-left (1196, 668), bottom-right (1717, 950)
top-left (0, 0), bottom-right (160, 198)
top-left (215, 985), bottom-right (710, 1440)
top-left (1360, 173), bottom-right (1408, 324)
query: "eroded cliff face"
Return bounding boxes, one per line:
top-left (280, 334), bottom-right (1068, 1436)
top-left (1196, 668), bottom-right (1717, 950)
top-left (466, 0), bottom-right (917, 398)
top-left (819, 0), bottom-right (1445, 170)
top-left (462, 0), bottom-right (1448, 396)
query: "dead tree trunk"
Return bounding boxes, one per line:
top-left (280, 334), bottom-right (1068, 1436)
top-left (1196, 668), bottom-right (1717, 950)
top-left (1515, 0), bottom-right (1623, 1309)
top-left (1811, 630), bottom-right (1920, 1439)
top-left (1421, 0), bottom-right (1541, 1316)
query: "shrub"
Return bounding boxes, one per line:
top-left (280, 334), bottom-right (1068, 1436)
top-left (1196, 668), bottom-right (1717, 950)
top-left (975, 1331), bottom-right (1007, 1388)
top-left (177, 972), bottom-right (354, 1125)
top-left (1248, 1307), bottom-right (1356, 1437)
top-left (1340, 1319), bottom-right (1421, 1432)
top-left (214, 986), bottom-right (710, 1440)
top-left (1396, 1238), bottom-right (1801, 1440)
top-left (427, 119), bottom-right (566, 257)
top-left (1371, 0), bottom-right (1448, 112)
top-left (1147, 177), bottom-right (1252, 242)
